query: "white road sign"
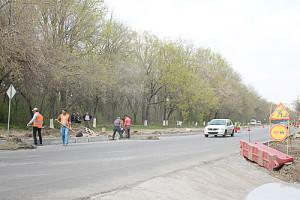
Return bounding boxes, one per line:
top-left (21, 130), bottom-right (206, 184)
top-left (6, 84), bottom-right (16, 99)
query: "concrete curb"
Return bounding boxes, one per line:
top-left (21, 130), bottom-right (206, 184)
top-left (0, 132), bottom-right (201, 146)
top-left (0, 136), bottom-right (109, 146)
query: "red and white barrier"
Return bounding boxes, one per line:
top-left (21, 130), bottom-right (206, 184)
top-left (240, 140), bottom-right (293, 170)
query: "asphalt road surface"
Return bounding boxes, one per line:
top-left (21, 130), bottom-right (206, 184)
top-left (0, 126), bottom-right (296, 199)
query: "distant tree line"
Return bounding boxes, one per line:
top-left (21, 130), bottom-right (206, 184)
top-left (0, 0), bottom-right (272, 126)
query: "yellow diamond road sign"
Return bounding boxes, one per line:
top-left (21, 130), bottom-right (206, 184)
top-left (269, 103), bottom-right (291, 120)
top-left (270, 125), bottom-right (288, 141)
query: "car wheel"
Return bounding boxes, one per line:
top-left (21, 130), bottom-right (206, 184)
top-left (231, 130), bottom-right (234, 137)
top-left (223, 130), bottom-right (227, 137)
top-left (214, 135), bottom-right (217, 137)
top-left (205, 134), bottom-right (208, 137)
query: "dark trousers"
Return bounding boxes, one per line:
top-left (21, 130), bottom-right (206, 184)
top-left (33, 127), bottom-right (42, 145)
top-left (84, 120), bottom-right (90, 128)
top-left (125, 126), bottom-right (130, 138)
top-left (112, 126), bottom-right (123, 140)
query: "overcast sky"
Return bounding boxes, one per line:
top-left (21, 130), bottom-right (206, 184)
top-left (107, 0), bottom-right (300, 105)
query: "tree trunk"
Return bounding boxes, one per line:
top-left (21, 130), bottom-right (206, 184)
top-left (20, 91), bottom-right (33, 117)
top-left (163, 105), bottom-right (167, 120)
top-left (133, 113), bottom-right (137, 125)
top-left (141, 96), bottom-right (146, 122)
top-left (49, 93), bottom-right (56, 119)
top-left (0, 95), bottom-right (7, 122)
top-left (146, 103), bottom-right (150, 121)
top-left (60, 89), bottom-right (67, 109)
top-left (93, 96), bottom-right (99, 118)
top-left (166, 109), bottom-right (174, 120)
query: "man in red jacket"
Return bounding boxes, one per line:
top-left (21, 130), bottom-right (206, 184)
top-left (124, 115), bottom-right (131, 138)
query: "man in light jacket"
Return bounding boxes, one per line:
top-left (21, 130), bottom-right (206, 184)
top-left (82, 112), bottom-right (92, 128)
top-left (27, 108), bottom-right (43, 146)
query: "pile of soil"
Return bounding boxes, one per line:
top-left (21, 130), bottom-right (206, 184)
top-left (0, 126), bottom-right (203, 141)
top-left (0, 136), bottom-right (35, 150)
top-left (143, 136), bottom-right (160, 140)
top-left (131, 127), bottom-right (203, 136)
top-left (265, 137), bottom-right (300, 183)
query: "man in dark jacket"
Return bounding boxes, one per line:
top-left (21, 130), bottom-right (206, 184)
top-left (82, 112), bottom-right (92, 128)
top-left (71, 112), bottom-right (76, 123)
top-left (112, 117), bottom-right (123, 140)
top-left (75, 112), bottom-right (82, 124)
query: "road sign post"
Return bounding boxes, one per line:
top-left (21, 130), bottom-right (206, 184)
top-left (268, 103), bottom-right (291, 154)
top-left (248, 126), bottom-right (251, 143)
top-left (6, 84), bottom-right (16, 136)
top-left (269, 125), bottom-right (288, 141)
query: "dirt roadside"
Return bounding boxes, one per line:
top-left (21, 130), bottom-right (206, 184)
top-left (91, 138), bottom-right (300, 200)
top-left (91, 153), bottom-right (280, 200)
top-left (0, 124), bottom-right (204, 140)
top-left (258, 137), bottom-right (300, 184)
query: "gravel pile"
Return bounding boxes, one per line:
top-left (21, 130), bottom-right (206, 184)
top-left (267, 138), bottom-right (300, 183)
top-left (0, 136), bottom-right (35, 150)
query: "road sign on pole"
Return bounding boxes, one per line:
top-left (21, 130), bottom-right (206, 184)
top-left (270, 125), bottom-right (288, 141)
top-left (6, 84), bottom-right (16, 99)
top-left (6, 84), bottom-right (16, 136)
top-left (269, 103), bottom-right (291, 120)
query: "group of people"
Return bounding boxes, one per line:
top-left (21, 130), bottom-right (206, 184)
top-left (70, 111), bottom-right (92, 128)
top-left (234, 121), bottom-right (241, 127)
top-left (27, 107), bottom-right (132, 146)
top-left (112, 115), bottom-right (131, 140)
top-left (27, 108), bottom-right (72, 147)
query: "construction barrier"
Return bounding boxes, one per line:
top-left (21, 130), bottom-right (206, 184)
top-left (234, 127), bottom-right (241, 133)
top-left (240, 140), bottom-right (293, 170)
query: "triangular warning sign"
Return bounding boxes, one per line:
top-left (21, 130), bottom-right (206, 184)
top-left (270, 103), bottom-right (291, 120)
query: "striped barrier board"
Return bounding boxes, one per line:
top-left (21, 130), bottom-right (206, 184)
top-left (240, 140), bottom-right (293, 170)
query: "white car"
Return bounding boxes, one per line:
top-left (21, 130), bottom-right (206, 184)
top-left (204, 119), bottom-right (235, 137)
top-left (250, 119), bottom-right (256, 125)
top-left (256, 121), bottom-right (261, 125)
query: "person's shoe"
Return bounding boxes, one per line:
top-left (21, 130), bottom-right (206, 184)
top-left (39, 144), bottom-right (43, 146)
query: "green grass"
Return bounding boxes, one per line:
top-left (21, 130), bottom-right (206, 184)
top-left (0, 123), bottom-right (28, 130)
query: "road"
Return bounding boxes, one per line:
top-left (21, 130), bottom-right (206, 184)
top-left (0, 126), bottom-right (295, 199)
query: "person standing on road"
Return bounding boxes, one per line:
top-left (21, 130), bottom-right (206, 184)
top-left (121, 118), bottom-right (125, 136)
top-left (82, 112), bottom-right (92, 128)
top-left (55, 109), bottom-right (71, 147)
top-left (112, 117), bottom-right (123, 140)
top-left (124, 114), bottom-right (131, 138)
top-left (27, 108), bottom-right (43, 146)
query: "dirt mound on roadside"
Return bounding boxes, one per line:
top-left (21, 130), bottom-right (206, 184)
top-left (264, 137), bottom-right (300, 183)
top-left (144, 136), bottom-right (159, 140)
top-left (0, 136), bottom-right (35, 150)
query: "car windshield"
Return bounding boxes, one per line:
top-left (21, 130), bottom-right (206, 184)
top-left (209, 120), bottom-right (226, 125)
top-left (279, 122), bottom-right (287, 124)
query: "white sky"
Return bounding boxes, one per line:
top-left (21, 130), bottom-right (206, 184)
top-left (107, 0), bottom-right (300, 105)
